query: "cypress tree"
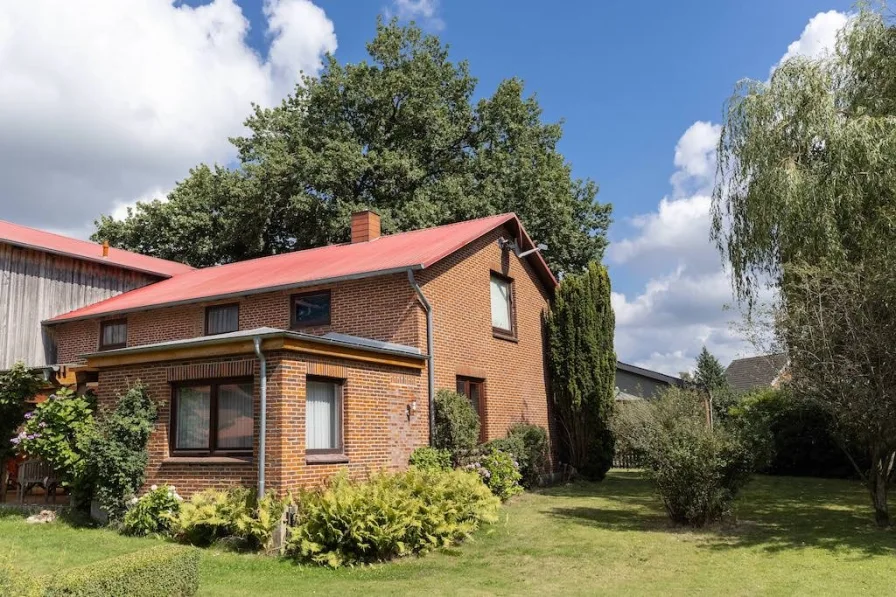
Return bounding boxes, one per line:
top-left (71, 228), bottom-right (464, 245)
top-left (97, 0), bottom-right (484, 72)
top-left (546, 262), bottom-right (616, 480)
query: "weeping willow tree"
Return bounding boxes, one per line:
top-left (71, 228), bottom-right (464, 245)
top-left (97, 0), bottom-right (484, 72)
top-left (546, 262), bottom-right (616, 480)
top-left (712, 6), bottom-right (896, 525)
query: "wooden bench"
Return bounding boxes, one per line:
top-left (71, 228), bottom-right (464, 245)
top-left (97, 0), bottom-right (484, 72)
top-left (16, 459), bottom-right (59, 504)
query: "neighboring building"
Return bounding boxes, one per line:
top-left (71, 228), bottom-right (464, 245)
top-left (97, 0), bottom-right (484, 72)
top-left (615, 361), bottom-right (683, 401)
top-left (725, 353), bottom-right (789, 394)
top-left (0, 220), bottom-right (192, 370)
top-left (41, 211), bottom-right (557, 496)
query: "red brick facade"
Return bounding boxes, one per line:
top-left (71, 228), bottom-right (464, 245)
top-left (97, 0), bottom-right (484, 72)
top-left (52, 222), bottom-right (553, 496)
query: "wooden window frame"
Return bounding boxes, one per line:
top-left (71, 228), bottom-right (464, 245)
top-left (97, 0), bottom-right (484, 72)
top-left (305, 375), bottom-right (344, 456)
top-left (490, 271), bottom-right (517, 340)
top-left (290, 290), bottom-right (332, 329)
top-left (169, 377), bottom-right (254, 458)
top-left (98, 318), bottom-right (128, 351)
top-left (456, 376), bottom-right (486, 418)
top-left (204, 303), bottom-right (240, 336)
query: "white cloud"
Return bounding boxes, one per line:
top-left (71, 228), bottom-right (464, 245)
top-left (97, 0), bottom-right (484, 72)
top-left (773, 10), bottom-right (849, 72)
top-left (387, 0), bottom-right (444, 30)
top-left (0, 0), bottom-right (337, 235)
top-left (610, 10), bottom-right (849, 377)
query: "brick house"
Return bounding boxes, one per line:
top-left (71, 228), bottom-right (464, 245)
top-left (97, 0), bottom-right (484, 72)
top-left (43, 212), bottom-right (557, 496)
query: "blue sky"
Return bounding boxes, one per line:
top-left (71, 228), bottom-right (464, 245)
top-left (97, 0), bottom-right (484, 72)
top-left (0, 0), bottom-right (854, 374)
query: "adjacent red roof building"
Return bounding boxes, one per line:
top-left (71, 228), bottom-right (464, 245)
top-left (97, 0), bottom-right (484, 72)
top-left (0, 219), bottom-right (193, 278)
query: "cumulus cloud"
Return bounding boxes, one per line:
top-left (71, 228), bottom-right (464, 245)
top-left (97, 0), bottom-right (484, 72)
top-left (610, 10), bottom-right (848, 376)
top-left (0, 0), bottom-right (336, 234)
top-left (773, 10), bottom-right (849, 73)
top-left (387, 0), bottom-right (444, 30)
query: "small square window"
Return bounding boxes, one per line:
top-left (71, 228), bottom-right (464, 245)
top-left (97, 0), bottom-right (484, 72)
top-left (99, 319), bottom-right (127, 350)
top-left (291, 291), bottom-right (331, 328)
top-left (206, 304), bottom-right (239, 335)
top-left (306, 378), bottom-right (343, 453)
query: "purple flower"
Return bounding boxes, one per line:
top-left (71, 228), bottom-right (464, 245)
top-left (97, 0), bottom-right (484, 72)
top-left (26, 434), bottom-right (35, 440)
top-left (38, 422), bottom-right (47, 428)
top-left (10, 437), bottom-right (20, 445)
top-left (24, 412), bottom-right (33, 419)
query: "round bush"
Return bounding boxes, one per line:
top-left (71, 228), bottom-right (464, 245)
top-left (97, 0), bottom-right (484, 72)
top-left (469, 449), bottom-right (523, 501)
top-left (433, 389), bottom-right (480, 463)
top-left (122, 484), bottom-right (183, 537)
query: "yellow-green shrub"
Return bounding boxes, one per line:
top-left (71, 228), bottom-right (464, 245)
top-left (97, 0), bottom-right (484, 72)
top-left (174, 488), bottom-right (285, 551)
top-left (287, 468), bottom-right (499, 567)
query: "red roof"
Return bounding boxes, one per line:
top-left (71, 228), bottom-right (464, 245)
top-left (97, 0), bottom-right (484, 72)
top-left (0, 220), bottom-right (193, 278)
top-left (47, 213), bottom-right (556, 323)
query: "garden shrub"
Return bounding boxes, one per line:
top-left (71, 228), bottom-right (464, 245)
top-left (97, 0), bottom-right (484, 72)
top-left (408, 446), bottom-right (452, 471)
top-left (615, 387), bottom-right (755, 526)
top-left (729, 388), bottom-right (859, 478)
top-left (433, 389), bottom-right (480, 464)
top-left (174, 488), bottom-right (285, 551)
top-left (469, 449), bottom-right (523, 501)
top-left (84, 384), bottom-right (157, 521)
top-left (287, 468), bottom-right (499, 567)
top-left (122, 484), bottom-right (183, 537)
top-left (0, 553), bottom-right (42, 597)
top-left (487, 423), bottom-right (548, 487)
top-left (41, 545), bottom-right (199, 597)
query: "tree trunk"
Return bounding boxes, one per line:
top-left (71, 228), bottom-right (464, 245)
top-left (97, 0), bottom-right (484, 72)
top-left (868, 452), bottom-right (892, 527)
top-left (0, 459), bottom-right (6, 504)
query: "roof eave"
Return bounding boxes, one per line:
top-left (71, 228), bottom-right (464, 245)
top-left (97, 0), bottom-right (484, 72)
top-left (45, 264), bottom-right (426, 325)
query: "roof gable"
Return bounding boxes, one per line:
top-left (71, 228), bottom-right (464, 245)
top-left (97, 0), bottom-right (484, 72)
top-left (47, 213), bottom-right (556, 323)
top-left (0, 220), bottom-right (193, 278)
top-left (725, 353), bottom-right (789, 393)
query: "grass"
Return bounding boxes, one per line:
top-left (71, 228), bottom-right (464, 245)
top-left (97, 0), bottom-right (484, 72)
top-left (3, 472), bottom-right (896, 596)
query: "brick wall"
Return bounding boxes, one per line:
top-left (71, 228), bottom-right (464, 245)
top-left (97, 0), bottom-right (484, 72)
top-left (96, 351), bottom-right (426, 496)
top-left (419, 225), bottom-right (553, 443)
top-left (55, 273), bottom-right (422, 364)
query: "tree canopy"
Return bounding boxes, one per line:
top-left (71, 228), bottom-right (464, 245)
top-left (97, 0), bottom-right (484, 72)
top-left (712, 8), bottom-right (896, 305)
top-left (94, 20), bottom-right (610, 274)
top-left (694, 346), bottom-right (727, 393)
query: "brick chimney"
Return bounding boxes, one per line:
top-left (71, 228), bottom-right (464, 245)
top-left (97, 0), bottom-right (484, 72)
top-left (351, 210), bottom-right (381, 243)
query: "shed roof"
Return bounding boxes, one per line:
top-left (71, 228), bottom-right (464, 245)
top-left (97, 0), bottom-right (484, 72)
top-left (48, 213), bottom-right (555, 323)
top-left (725, 353), bottom-right (789, 393)
top-left (0, 219), bottom-right (192, 278)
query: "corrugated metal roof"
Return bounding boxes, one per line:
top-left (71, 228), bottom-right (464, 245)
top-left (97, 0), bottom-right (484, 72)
top-left (0, 219), bottom-right (193, 278)
top-left (47, 213), bottom-right (556, 323)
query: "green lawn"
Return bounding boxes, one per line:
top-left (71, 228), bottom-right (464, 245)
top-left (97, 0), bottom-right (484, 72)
top-left (3, 472), bottom-right (896, 596)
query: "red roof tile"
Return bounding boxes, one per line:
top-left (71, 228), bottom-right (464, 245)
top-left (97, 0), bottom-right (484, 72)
top-left (0, 220), bottom-right (193, 278)
top-left (47, 213), bottom-right (556, 323)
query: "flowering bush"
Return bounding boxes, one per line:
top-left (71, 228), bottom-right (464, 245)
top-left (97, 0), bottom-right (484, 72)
top-left (469, 449), bottom-right (523, 501)
top-left (122, 484), bottom-right (183, 537)
top-left (14, 388), bottom-right (95, 486)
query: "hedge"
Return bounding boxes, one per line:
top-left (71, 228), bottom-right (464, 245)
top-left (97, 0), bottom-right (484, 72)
top-left (0, 545), bottom-right (199, 597)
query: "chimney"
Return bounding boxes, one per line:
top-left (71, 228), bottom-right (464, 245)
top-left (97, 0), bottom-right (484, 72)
top-left (102, 240), bottom-right (109, 257)
top-left (351, 210), bottom-right (381, 243)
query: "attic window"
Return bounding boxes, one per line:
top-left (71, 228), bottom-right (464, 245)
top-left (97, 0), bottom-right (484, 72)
top-left (206, 304), bottom-right (239, 335)
top-left (291, 291), bottom-right (331, 328)
top-left (99, 319), bottom-right (127, 350)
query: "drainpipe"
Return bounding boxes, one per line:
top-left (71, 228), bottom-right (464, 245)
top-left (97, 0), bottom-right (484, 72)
top-left (407, 270), bottom-right (436, 444)
top-left (253, 337), bottom-right (268, 497)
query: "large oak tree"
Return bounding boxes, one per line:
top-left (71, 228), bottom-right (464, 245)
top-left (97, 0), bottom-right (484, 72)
top-left (94, 20), bottom-right (610, 274)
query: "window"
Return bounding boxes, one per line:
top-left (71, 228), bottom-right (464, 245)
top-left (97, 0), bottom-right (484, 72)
top-left (456, 376), bottom-right (485, 418)
top-left (171, 379), bottom-right (253, 455)
top-left (306, 378), bottom-right (343, 454)
top-left (99, 319), bottom-right (127, 350)
top-left (291, 291), bottom-right (331, 328)
top-left (205, 303), bottom-right (239, 335)
top-left (490, 273), bottom-right (514, 336)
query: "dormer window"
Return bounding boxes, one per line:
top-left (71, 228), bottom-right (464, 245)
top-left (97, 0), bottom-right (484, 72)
top-left (99, 319), bottom-right (127, 350)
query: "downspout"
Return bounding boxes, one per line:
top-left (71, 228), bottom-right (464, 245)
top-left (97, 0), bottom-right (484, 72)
top-left (253, 337), bottom-right (267, 497)
top-left (407, 270), bottom-right (436, 445)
